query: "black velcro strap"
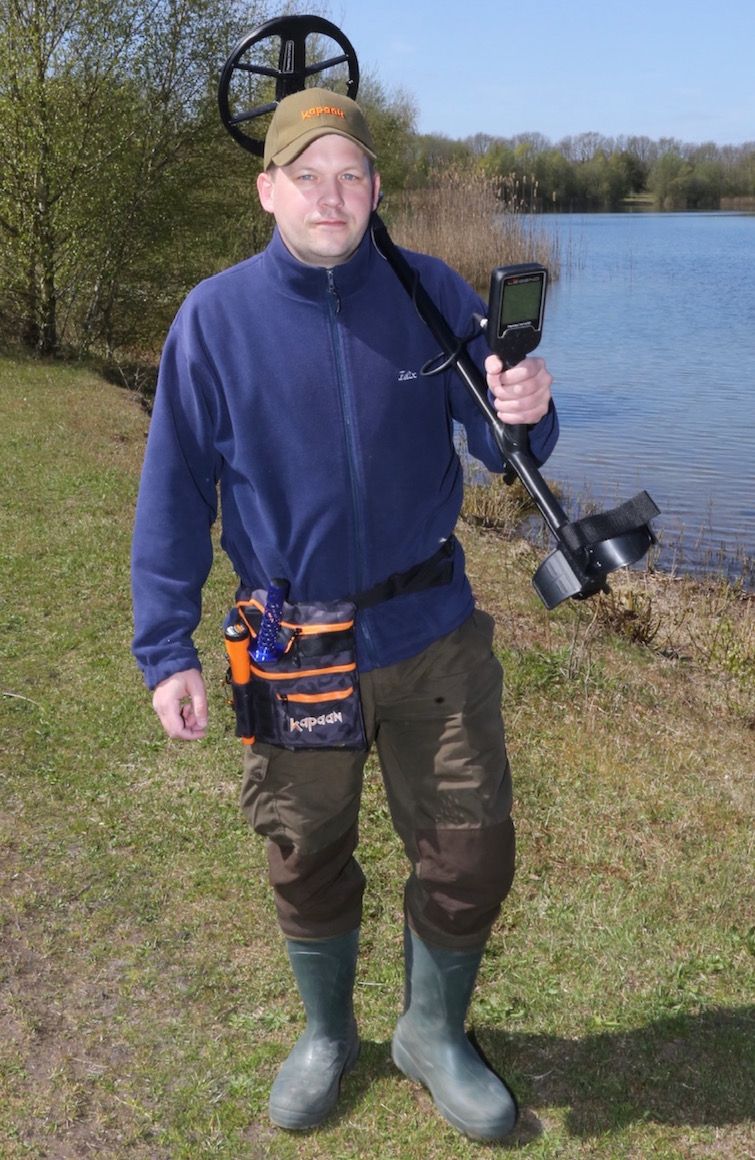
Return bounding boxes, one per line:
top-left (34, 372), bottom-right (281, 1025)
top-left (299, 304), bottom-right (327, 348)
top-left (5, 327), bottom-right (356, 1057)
top-left (559, 491), bottom-right (660, 554)
top-left (294, 627), bottom-right (356, 659)
top-left (353, 536), bottom-right (456, 611)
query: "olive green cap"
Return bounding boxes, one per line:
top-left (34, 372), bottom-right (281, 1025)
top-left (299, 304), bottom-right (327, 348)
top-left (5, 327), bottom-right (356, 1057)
top-left (263, 87), bottom-right (376, 170)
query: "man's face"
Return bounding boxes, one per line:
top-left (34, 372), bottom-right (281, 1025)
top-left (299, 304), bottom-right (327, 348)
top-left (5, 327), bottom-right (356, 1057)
top-left (256, 134), bottom-right (381, 268)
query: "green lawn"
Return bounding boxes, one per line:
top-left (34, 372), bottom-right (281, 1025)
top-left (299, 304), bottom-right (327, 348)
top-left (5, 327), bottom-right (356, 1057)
top-left (1, 354), bottom-right (753, 1158)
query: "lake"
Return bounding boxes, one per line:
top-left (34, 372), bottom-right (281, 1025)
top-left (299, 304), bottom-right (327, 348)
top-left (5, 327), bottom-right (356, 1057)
top-left (521, 211), bottom-right (755, 584)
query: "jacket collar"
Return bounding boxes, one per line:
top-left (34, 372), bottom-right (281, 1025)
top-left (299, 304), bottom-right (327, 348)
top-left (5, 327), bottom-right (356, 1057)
top-left (264, 225), bottom-right (375, 300)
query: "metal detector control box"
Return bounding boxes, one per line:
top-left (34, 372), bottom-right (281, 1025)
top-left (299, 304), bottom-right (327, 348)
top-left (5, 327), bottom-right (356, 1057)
top-left (487, 263), bottom-right (548, 369)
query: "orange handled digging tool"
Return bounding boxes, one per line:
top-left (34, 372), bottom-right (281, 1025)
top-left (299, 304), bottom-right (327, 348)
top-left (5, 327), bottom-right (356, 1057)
top-left (224, 622), bottom-right (255, 743)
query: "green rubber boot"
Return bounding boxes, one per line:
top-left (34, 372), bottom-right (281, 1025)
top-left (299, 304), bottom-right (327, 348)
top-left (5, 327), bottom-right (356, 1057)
top-left (391, 926), bottom-right (518, 1141)
top-left (268, 930), bottom-right (360, 1130)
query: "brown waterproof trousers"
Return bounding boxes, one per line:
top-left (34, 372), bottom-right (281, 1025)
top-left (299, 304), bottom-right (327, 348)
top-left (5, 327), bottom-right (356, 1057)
top-left (240, 610), bottom-right (515, 949)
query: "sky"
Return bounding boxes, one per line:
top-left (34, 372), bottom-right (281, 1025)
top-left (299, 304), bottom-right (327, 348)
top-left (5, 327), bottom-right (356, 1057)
top-left (320, 0), bottom-right (755, 146)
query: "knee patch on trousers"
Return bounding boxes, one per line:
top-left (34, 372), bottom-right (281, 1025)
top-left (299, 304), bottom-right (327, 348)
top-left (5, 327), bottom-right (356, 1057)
top-left (266, 821), bottom-right (366, 940)
top-left (406, 818), bottom-right (516, 948)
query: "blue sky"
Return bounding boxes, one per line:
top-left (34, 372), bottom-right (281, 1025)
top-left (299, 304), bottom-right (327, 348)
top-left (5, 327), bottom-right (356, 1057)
top-left (322, 0), bottom-right (754, 145)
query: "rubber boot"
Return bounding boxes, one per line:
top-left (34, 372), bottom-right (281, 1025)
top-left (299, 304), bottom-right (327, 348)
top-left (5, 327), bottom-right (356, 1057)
top-left (391, 925), bottom-right (518, 1141)
top-left (268, 929), bottom-right (360, 1130)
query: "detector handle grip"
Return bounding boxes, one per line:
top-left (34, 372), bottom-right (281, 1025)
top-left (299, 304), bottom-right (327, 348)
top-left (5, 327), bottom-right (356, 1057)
top-left (485, 261), bottom-right (550, 460)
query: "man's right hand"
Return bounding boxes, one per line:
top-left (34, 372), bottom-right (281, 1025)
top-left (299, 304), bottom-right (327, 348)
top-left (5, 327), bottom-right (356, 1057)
top-left (152, 668), bottom-right (209, 740)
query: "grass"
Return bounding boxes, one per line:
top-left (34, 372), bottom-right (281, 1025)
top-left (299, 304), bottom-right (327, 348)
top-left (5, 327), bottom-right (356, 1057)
top-left (1, 354), bottom-right (753, 1159)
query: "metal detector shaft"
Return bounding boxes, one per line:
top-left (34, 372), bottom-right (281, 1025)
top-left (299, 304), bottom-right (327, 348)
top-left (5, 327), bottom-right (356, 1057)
top-left (371, 214), bottom-right (568, 538)
top-left (371, 213), bottom-right (659, 608)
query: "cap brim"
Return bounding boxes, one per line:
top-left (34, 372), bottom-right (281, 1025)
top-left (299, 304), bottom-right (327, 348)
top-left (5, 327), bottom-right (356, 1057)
top-left (267, 127), bottom-right (377, 169)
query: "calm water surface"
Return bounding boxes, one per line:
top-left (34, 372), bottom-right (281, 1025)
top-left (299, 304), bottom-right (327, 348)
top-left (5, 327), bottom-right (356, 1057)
top-left (527, 212), bottom-right (755, 581)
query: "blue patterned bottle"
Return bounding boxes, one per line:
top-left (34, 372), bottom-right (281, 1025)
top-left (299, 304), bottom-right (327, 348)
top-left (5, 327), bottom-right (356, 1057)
top-left (250, 578), bottom-right (289, 663)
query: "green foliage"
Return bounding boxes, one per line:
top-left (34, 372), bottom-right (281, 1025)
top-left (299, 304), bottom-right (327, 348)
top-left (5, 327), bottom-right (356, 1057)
top-left (647, 147), bottom-right (726, 210)
top-left (0, 0), bottom-right (422, 360)
top-left (0, 0), bottom-right (271, 355)
top-left (450, 130), bottom-right (755, 213)
top-left (355, 73), bottom-right (418, 195)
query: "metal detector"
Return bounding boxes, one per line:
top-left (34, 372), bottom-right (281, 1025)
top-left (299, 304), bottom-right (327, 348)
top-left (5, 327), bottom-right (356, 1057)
top-left (218, 15), bottom-right (359, 156)
top-left (217, 14), bottom-right (660, 609)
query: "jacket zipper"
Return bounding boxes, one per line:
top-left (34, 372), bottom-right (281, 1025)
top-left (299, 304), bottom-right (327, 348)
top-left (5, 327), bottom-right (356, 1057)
top-left (326, 268), bottom-right (377, 666)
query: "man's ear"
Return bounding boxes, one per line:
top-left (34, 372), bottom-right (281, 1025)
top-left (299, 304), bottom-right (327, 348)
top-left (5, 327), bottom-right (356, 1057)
top-left (257, 169), bottom-right (275, 213)
top-left (372, 171), bottom-right (382, 211)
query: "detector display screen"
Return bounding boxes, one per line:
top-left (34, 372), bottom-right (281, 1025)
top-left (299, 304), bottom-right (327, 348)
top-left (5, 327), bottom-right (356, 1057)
top-left (500, 275), bottom-right (545, 329)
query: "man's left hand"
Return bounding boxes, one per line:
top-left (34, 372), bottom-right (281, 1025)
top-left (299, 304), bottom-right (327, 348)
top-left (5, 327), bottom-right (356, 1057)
top-left (485, 355), bottom-right (553, 426)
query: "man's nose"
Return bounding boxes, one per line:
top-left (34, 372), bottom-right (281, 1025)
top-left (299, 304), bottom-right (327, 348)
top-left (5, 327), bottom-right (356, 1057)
top-left (318, 177), bottom-right (344, 206)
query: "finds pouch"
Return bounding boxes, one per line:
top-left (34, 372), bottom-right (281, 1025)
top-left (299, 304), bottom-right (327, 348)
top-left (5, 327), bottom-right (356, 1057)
top-left (228, 589), bottom-right (367, 751)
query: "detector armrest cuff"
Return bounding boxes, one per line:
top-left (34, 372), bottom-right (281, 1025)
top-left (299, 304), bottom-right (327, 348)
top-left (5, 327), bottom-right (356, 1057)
top-left (558, 491), bottom-right (660, 553)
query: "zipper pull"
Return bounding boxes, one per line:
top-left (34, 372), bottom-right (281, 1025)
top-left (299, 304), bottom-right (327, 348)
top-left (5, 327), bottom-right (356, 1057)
top-left (327, 269), bottom-right (341, 314)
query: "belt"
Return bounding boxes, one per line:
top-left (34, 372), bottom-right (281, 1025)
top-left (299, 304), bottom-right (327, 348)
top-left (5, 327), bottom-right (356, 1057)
top-left (351, 535), bottom-right (456, 610)
top-left (237, 536), bottom-right (457, 616)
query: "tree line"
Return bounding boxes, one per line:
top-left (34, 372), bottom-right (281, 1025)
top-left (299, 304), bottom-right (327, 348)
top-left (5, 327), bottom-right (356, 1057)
top-left (1, 0), bottom-right (753, 360)
top-left (411, 131), bottom-right (755, 214)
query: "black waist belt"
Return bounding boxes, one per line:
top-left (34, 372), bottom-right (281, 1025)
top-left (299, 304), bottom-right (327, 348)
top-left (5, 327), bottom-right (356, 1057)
top-left (352, 535), bottom-right (456, 610)
top-left (237, 536), bottom-right (456, 622)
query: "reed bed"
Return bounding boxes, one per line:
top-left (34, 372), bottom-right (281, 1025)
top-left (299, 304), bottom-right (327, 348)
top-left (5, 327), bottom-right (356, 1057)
top-left (385, 167), bottom-right (559, 293)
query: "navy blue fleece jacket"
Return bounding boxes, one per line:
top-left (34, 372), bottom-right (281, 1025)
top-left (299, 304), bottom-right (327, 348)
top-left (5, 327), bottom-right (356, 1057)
top-left (131, 226), bottom-right (558, 688)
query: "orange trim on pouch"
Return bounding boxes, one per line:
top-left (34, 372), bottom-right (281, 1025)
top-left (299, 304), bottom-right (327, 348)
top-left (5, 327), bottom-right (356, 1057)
top-left (279, 688), bottom-right (354, 704)
top-left (249, 660), bottom-right (356, 681)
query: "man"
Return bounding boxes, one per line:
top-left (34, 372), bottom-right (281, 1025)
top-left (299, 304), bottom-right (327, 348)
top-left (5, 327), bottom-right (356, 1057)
top-left (131, 87), bottom-right (557, 1140)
